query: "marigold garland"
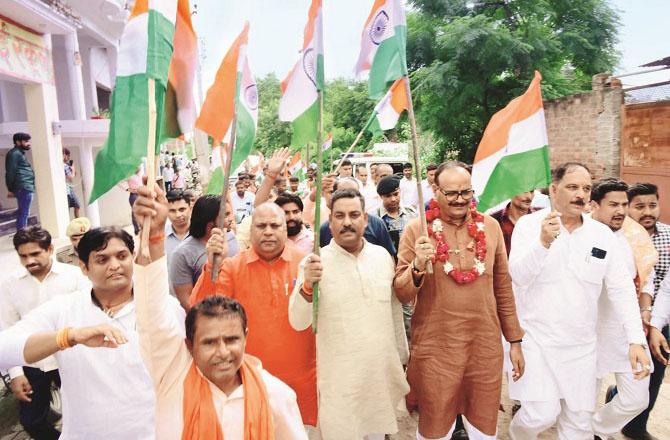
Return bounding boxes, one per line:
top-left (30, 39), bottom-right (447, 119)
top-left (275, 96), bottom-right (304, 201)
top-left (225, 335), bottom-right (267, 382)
top-left (425, 199), bottom-right (486, 284)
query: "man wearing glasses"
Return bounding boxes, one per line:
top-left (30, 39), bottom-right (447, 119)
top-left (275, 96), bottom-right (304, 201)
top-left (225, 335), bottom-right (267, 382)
top-left (394, 161), bottom-right (525, 440)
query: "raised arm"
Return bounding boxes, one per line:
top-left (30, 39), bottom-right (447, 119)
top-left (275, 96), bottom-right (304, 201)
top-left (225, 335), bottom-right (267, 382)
top-left (508, 212), bottom-right (554, 289)
top-left (254, 147), bottom-right (290, 207)
top-left (133, 184), bottom-right (192, 387)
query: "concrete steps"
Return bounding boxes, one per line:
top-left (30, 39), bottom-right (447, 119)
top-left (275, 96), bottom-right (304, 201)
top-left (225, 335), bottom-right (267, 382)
top-left (0, 209), bottom-right (39, 238)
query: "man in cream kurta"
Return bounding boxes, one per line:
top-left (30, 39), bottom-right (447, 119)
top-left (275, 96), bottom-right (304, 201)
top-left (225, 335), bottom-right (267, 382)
top-left (134, 257), bottom-right (308, 440)
top-left (289, 188), bottom-right (410, 440)
top-left (508, 163), bottom-right (650, 440)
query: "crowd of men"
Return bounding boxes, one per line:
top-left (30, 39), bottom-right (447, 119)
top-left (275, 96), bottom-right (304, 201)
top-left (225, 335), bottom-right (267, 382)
top-left (1, 146), bottom-right (670, 440)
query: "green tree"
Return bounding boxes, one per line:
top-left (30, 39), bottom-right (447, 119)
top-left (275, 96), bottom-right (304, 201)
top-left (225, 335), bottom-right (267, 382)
top-left (406, 0), bottom-right (620, 162)
top-left (253, 73), bottom-right (292, 156)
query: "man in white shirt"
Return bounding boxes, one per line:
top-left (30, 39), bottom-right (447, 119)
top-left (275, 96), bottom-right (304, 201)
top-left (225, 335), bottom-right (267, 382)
top-left (421, 163), bottom-right (437, 202)
top-left (366, 163), bottom-right (394, 214)
top-left (231, 179), bottom-right (255, 224)
top-left (0, 226), bottom-right (88, 439)
top-left (399, 162), bottom-right (419, 209)
top-left (508, 162), bottom-right (650, 439)
top-left (289, 188), bottom-right (409, 439)
top-left (0, 226), bottom-right (184, 439)
top-left (649, 274), bottom-right (670, 364)
top-left (589, 178), bottom-right (655, 439)
top-left (357, 165), bottom-right (378, 212)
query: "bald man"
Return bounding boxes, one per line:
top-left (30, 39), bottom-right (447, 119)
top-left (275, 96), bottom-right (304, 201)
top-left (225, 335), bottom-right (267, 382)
top-left (191, 202), bottom-right (318, 427)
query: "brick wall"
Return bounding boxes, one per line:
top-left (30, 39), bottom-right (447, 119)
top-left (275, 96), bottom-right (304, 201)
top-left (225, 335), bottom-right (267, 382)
top-left (544, 75), bottom-right (623, 179)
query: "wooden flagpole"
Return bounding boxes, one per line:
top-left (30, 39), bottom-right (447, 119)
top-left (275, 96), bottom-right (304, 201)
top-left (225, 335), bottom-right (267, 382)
top-left (311, 89), bottom-right (324, 333)
top-left (333, 128), bottom-right (365, 175)
top-left (140, 78), bottom-right (158, 261)
top-left (402, 75), bottom-right (433, 274)
top-left (210, 112), bottom-right (238, 281)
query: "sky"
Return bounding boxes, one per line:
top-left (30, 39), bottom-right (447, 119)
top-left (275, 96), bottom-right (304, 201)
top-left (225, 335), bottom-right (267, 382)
top-left (192, 0), bottom-right (670, 94)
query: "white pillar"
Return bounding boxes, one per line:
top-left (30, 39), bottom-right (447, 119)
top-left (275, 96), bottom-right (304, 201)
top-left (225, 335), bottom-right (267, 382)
top-left (64, 31), bottom-right (86, 120)
top-left (78, 142), bottom-right (100, 227)
top-left (106, 45), bottom-right (118, 88)
top-left (23, 81), bottom-right (70, 240)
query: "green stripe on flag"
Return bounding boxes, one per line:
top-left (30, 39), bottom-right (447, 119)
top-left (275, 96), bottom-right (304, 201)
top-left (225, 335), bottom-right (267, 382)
top-left (230, 105), bottom-right (255, 175)
top-left (290, 100), bottom-right (319, 148)
top-left (368, 25), bottom-right (407, 100)
top-left (476, 146), bottom-right (551, 212)
top-left (146, 9), bottom-right (175, 87)
top-left (90, 73), bottom-right (166, 202)
top-left (364, 111), bottom-right (383, 136)
top-left (316, 54), bottom-right (325, 91)
top-left (206, 167), bottom-right (225, 194)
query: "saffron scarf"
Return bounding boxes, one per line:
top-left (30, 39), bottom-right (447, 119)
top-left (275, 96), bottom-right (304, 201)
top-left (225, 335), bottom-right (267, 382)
top-left (181, 355), bottom-right (275, 440)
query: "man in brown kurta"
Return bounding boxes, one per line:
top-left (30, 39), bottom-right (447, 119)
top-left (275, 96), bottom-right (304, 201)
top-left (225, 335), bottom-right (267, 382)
top-left (394, 161), bottom-right (525, 439)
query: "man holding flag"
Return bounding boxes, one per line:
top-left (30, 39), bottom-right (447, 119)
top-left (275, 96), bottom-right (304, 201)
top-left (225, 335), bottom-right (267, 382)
top-left (394, 161), bottom-right (525, 439)
top-left (508, 163), bottom-right (651, 439)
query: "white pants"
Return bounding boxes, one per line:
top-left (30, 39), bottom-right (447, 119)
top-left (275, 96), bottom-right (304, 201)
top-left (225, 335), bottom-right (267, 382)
top-left (509, 400), bottom-right (592, 440)
top-left (416, 417), bottom-right (496, 440)
top-left (592, 373), bottom-right (650, 437)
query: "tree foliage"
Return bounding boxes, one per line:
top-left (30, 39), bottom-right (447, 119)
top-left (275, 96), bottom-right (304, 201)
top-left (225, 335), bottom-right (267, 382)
top-left (253, 75), bottom-right (378, 166)
top-left (407, 0), bottom-right (620, 162)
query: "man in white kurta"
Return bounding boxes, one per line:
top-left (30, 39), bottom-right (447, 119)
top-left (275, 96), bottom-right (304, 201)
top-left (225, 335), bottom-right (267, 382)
top-left (289, 188), bottom-right (410, 440)
top-left (0, 280), bottom-right (160, 438)
top-left (507, 163), bottom-right (649, 440)
top-left (589, 180), bottom-right (656, 438)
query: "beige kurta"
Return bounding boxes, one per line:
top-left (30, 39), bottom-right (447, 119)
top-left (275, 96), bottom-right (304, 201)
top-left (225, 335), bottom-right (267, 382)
top-left (289, 240), bottom-right (410, 440)
top-left (394, 214), bottom-right (524, 437)
top-left (134, 257), bottom-right (308, 440)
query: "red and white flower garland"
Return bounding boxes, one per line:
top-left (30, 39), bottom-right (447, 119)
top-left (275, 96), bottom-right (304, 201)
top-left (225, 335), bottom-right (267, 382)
top-left (425, 199), bottom-right (487, 284)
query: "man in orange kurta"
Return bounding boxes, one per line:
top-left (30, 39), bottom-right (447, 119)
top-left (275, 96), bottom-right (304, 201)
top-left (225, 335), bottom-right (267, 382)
top-left (394, 162), bottom-right (525, 439)
top-left (191, 202), bottom-right (317, 426)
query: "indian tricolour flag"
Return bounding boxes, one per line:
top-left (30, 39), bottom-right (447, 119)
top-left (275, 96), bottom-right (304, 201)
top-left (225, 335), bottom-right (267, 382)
top-left (90, 0), bottom-right (178, 202)
top-left (321, 133), bottom-right (332, 151)
top-left (472, 71), bottom-right (552, 212)
top-left (355, 0), bottom-right (407, 100)
top-left (363, 78), bottom-right (407, 135)
top-left (278, 0), bottom-right (324, 148)
top-left (288, 151), bottom-right (303, 175)
top-left (163, 0), bottom-right (197, 139)
top-left (196, 22), bottom-right (258, 194)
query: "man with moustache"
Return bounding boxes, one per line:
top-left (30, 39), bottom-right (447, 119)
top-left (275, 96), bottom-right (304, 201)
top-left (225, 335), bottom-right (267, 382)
top-left (394, 161), bottom-right (525, 439)
top-left (190, 202), bottom-right (317, 428)
top-left (589, 178), bottom-right (657, 440)
top-left (0, 227), bottom-right (89, 439)
top-left (130, 184), bottom-right (307, 440)
top-left (0, 226), bottom-right (186, 439)
top-left (275, 193), bottom-right (314, 253)
top-left (508, 163), bottom-right (650, 439)
top-left (491, 191), bottom-right (536, 256)
top-left (618, 182), bottom-right (670, 440)
top-left (289, 189), bottom-right (409, 439)
top-left (319, 177), bottom-right (396, 256)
